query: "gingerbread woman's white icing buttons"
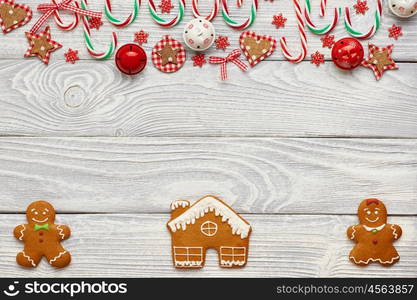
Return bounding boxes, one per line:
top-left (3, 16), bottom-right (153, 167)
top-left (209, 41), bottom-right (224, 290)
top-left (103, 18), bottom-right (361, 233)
top-left (183, 17), bottom-right (215, 51)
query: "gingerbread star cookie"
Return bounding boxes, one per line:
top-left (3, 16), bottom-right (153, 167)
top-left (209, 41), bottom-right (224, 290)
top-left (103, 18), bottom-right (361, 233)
top-left (362, 44), bottom-right (398, 80)
top-left (347, 198), bottom-right (402, 266)
top-left (152, 35), bottom-right (186, 73)
top-left (25, 26), bottom-right (62, 65)
top-left (0, 0), bottom-right (32, 34)
top-left (167, 195), bottom-right (252, 269)
top-left (239, 31), bottom-right (276, 67)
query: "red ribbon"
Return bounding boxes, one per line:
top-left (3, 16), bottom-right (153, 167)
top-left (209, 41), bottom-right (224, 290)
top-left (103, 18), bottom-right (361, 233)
top-left (30, 0), bottom-right (102, 33)
top-left (209, 49), bottom-right (248, 81)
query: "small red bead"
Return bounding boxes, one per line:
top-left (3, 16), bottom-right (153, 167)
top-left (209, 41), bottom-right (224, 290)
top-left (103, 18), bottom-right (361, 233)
top-left (115, 43), bottom-right (147, 75)
top-left (331, 38), bottom-right (364, 70)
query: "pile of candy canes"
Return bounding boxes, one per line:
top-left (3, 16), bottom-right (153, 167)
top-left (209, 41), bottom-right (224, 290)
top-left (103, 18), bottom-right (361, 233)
top-left (0, 0), bottom-right (415, 80)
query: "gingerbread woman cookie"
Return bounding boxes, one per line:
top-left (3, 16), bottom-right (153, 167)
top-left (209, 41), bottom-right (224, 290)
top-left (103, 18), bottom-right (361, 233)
top-left (14, 201), bottom-right (71, 268)
top-left (347, 198), bottom-right (402, 266)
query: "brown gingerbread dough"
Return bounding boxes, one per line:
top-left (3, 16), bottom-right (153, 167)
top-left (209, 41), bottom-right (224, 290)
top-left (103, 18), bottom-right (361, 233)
top-left (347, 198), bottom-right (402, 266)
top-left (14, 201), bottom-right (71, 268)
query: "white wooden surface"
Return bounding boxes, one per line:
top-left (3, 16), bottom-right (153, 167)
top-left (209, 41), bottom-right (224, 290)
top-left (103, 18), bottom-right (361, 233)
top-left (0, 0), bottom-right (416, 277)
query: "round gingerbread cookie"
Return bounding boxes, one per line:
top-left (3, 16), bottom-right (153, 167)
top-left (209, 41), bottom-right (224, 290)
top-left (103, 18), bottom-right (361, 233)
top-left (152, 35), bottom-right (186, 73)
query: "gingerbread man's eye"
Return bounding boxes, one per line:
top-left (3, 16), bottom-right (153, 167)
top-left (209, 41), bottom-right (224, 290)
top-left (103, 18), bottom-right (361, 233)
top-left (366, 211), bottom-right (371, 215)
top-left (374, 211), bottom-right (379, 215)
top-left (42, 211), bottom-right (47, 215)
top-left (34, 211), bottom-right (38, 215)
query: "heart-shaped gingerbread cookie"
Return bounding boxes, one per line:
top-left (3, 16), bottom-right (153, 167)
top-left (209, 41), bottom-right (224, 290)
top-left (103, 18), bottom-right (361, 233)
top-left (239, 31), bottom-right (277, 67)
top-left (0, 0), bottom-right (32, 34)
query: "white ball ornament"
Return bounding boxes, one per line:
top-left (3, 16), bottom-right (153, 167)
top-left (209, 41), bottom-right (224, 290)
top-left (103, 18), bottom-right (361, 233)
top-left (183, 18), bottom-right (216, 51)
top-left (388, 0), bottom-right (417, 18)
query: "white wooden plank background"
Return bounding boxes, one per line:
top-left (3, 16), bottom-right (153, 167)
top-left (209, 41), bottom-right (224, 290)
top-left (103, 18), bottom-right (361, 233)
top-left (0, 0), bottom-right (416, 277)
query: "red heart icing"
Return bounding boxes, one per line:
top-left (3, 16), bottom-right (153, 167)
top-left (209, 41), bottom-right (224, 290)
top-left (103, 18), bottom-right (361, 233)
top-left (239, 31), bottom-right (277, 67)
top-left (0, 0), bottom-right (32, 34)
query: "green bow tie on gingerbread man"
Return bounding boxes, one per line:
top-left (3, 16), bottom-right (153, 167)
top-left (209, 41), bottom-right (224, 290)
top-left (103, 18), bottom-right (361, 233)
top-left (34, 223), bottom-right (49, 232)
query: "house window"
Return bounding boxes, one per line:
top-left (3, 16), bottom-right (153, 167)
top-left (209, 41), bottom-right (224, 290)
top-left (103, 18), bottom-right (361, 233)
top-left (200, 221), bottom-right (218, 236)
top-left (219, 247), bottom-right (246, 267)
top-left (173, 247), bottom-right (203, 268)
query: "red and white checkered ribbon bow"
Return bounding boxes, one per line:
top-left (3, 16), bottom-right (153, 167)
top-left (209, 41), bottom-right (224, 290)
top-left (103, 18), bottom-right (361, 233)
top-left (30, 0), bottom-right (102, 33)
top-left (209, 49), bottom-right (248, 81)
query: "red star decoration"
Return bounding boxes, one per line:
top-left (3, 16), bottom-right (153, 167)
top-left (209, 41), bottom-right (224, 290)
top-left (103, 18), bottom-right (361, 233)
top-left (64, 48), bottom-right (79, 64)
top-left (353, 0), bottom-right (369, 15)
top-left (272, 13), bottom-right (287, 29)
top-left (215, 35), bottom-right (230, 51)
top-left (362, 44), bottom-right (398, 80)
top-left (388, 24), bottom-right (402, 40)
top-left (24, 26), bottom-right (62, 65)
top-left (88, 17), bottom-right (103, 30)
top-left (320, 34), bottom-right (335, 49)
top-left (311, 51), bottom-right (325, 67)
top-left (158, 0), bottom-right (174, 13)
top-left (134, 30), bottom-right (149, 45)
top-left (191, 53), bottom-right (206, 67)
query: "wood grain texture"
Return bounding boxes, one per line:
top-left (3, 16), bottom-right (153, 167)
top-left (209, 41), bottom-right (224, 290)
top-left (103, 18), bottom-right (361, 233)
top-left (0, 214), bottom-right (415, 278)
top-left (0, 0), bottom-right (416, 61)
top-left (0, 137), bottom-right (416, 214)
top-left (0, 60), bottom-right (416, 137)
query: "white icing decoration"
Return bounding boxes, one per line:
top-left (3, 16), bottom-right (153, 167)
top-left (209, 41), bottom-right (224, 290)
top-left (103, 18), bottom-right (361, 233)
top-left (49, 251), bottom-right (67, 264)
top-left (350, 255), bottom-right (400, 265)
top-left (171, 200), bottom-right (190, 211)
top-left (350, 225), bottom-right (356, 240)
top-left (363, 224), bottom-right (385, 232)
top-left (391, 224), bottom-right (399, 239)
top-left (22, 251), bottom-right (36, 267)
top-left (57, 225), bottom-right (65, 240)
top-left (167, 196), bottom-right (251, 239)
top-left (18, 224), bottom-right (26, 240)
top-left (175, 260), bottom-right (202, 267)
top-left (221, 260), bottom-right (245, 267)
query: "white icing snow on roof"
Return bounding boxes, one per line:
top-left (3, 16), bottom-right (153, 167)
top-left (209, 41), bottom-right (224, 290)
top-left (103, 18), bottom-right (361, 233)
top-left (167, 196), bottom-right (251, 239)
top-left (171, 200), bottom-right (190, 211)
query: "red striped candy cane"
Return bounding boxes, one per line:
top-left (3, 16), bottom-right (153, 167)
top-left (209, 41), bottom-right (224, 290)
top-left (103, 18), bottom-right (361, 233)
top-left (304, 0), bottom-right (340, 35)
top-left (344, 0), bottom-right (382, 39)
top-left (319, 0), bottom-right (326, 17)
top-left (192, 0), bottom-right (219, 21)
top-left (280, 0), bottom-right (307, 63)
top-left (104, 0), bottom-right (141, 27)
top-left (221, 0), bottom-right (258, 30)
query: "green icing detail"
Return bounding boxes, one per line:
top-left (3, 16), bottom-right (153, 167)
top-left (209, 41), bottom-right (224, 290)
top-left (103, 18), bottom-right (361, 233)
top-left (34, 223), bottom-right (49, 231)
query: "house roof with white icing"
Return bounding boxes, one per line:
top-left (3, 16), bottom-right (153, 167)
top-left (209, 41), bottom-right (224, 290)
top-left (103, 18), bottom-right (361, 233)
top-left (167, 196), bottom-right (251, 239)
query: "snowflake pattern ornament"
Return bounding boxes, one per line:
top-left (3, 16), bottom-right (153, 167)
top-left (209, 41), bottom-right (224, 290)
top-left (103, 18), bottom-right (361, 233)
top-left (354, 0), bottom-right (369, 15)
top-left (191, 53), bottom-right (206, 67)
top-left (134, 30), bottom-right (149, 45)
top-left (311, 51), bottom-right (325, 67)
top-left (320, 34), bottom-right (335, 48)
top-left (362, 44), bottom-right (398, 80)
top-left (159, 0), bottom-right (174, 13)
top-left (24, 26), bottom-right (62, 65)
top-left (88, 17), bottom-right (103, 30)
top-left (215, 35), bottom-right (230, 51)
top-left (272, 13), bottom-right (287, 29)
top-left (64, 48), bottom-right (79, 64)
top-left (388, 24), bottom-right (402, 40)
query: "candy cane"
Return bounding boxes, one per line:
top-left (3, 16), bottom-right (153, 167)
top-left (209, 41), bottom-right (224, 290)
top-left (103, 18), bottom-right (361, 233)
top-left (319, 0), bottom-right (326, 17)
top-left (280, 0), bottom-right (307, 63)
top-left (304, 0), bottom-right (340, 35)
top-left (148, 0), bottom-right (185, 27)
top-left (192, 0), bottom-right (219, 21)
top-left (344, 0), bottom-right (382, 39)
top-left (104, 0), bottom-right (140, 27)
top-left (80, 0), bottom-right (117, 59)
top-left (221, 0), bottom-right (258, 30)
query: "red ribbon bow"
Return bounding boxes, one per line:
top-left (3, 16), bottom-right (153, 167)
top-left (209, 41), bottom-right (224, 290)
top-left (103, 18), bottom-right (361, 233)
top-left (209, 49), bottom-right (248, 81)
top-left (30, 0), bottom-right (102, 33)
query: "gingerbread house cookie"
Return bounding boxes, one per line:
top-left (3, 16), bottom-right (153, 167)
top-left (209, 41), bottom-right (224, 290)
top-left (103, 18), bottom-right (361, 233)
top-left (167, 195), bottom-right (252, 269)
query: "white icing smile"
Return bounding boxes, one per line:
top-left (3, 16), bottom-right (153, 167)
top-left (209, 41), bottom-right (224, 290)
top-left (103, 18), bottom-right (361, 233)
top-left (31, 217), bottom-right (48, 223)
top-left (365, 216), bottom-right (379, 223)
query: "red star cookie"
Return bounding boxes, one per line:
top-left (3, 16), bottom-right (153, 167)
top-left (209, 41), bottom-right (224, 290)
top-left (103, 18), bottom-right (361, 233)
top-left (25, 26), bottom-right (62, 65)
top-left (362, 44), bottom-right (398, 80)
top-left (0, 0), bottom-right (32, 34)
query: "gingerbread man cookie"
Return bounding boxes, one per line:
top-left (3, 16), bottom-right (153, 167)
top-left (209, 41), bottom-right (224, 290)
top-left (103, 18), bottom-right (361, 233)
top-left (14, 201), bottom-right (71, 268)
top-left (347, 198), bottom-right (402, 266)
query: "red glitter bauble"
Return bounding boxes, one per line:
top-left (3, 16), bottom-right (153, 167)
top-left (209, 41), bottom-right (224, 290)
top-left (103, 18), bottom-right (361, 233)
top-left (115, 43), bottom-right (147, 75)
